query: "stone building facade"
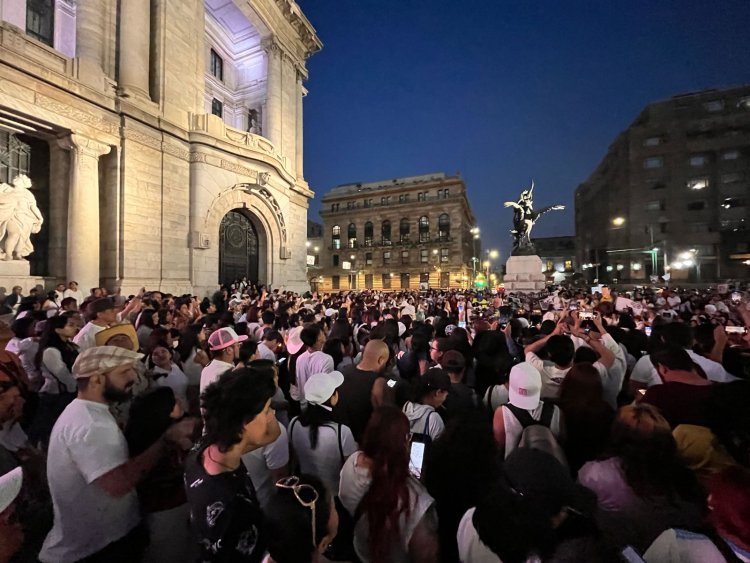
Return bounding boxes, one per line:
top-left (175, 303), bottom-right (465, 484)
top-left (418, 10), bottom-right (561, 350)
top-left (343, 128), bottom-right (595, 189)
top-left (533, 236), bottom-right (577, 284)
top-left (0, 0), bottom-right (321, 295)
top-left (575, 85), bottom-right (750, 283)
top-left (316, 173), bottom-right (477, 292)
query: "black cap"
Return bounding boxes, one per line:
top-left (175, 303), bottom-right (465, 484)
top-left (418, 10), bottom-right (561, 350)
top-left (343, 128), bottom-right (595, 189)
top-left (90, 297), bottom-right (115, 315)
top-left (424, 367), bottom-right (451, 392)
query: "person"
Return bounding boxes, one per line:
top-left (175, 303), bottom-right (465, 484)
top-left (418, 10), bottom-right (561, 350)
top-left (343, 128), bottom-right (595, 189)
top-left (293, 324), bottom-right (329, 406)
top-left (200, 326), bottom-right (247, 394)
top-left (440, 350), bottom-right (477, 419)
top-left (402, 368), bottom-right (450, 443)
top-left (184, 367), bottom-right (280, 562)
top-left (263, 474), bottom-right (340, 563)
top-left (149, 342), bottom-right (190, 413)
top-left (72, 298), bottom-right (118, 351)
top-left (578, 404), bottom-right (706, 553)
top-left (492, 362), bottom-right (564, 458)
top-left (136, 309), bottom-right (159, 351)
top-left (258, 330), bottom-right (283, 362)
top-left (0, 372), bottom-right (23, 475)
top-left (62, 281), bottom-right (84, 309)
top-left (334, 339), bottom-right (392, 443)
top-left (5, 315), bottom-right (35, 356)
top-left (289, 371), bottom-right (357, 493)
top-left (0, 467), bottom-right (24, 563)
top-left (338, 405), bottom-right (439, 563)
top-left (39, 346), bottom-right (194, 562)
top-left (641, 346), bottom-right (714, 428)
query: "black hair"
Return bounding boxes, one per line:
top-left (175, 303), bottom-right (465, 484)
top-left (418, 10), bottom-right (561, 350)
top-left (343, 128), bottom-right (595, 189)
top-left (34, 315), bottom-right (78, 371)
top-left (322, 338), bottom-right (345, 370)
top-left (650, 346), bottom-right (695, 372)
top-left (201, 367), bottom-right (276, 453)
top-left (176, 324), bottom-right (204, 364)
top-left (264, 330), bottom-right (282, 343)
top-left (574, 345), bottom-right (599, 364)
top-left (263, 473), bottom-right (333, 563)
top-left (300, 323), bottom-right (323, 348)
top-left (261, 310), bottom-right (276, 325)
top-left (238, 340), bottom-right (259, 365)
top-left (10, 316), bottom-right (35, 338)
top-left (545, 335), bottom-right (575, 367)
top-left (412, 368), bottom-right (451, 402)
top-left (125, 387), bottom-right (178, 455)
top-left (662, 322), bottom-right (693, 348)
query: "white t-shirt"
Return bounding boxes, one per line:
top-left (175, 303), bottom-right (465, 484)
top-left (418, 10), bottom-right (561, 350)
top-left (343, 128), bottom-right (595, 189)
top-left (500, 400), bottom-right (563, 459)
top-left (257, 343), bottom-right (276, 362)
top-left (483, 384), bottom-right (509, 412)
top-left (457, 507), bottom-right (544, 563)
top-left (183, 348), bottom-right (204, 387)
top-left (644, 528), bottom-right (750, 563)
top-left (154, 364), bottom-right (189, 412)
top-left (242, 421), bottom-right (289, 508)
top-left (199, 359), bottom-right (234, 394)
top-left (41, 347), bottom-right (77, 394)
top-left (63, 288), bottom-right (85, 307)
top-left (289, 416), bottom-right (357, 493)
top-left (72, 322), bottom-right (108, 351)
top-left (40, 399), bottom-right (140, 562)
top-left (631, 350), bottom-right (738, 387)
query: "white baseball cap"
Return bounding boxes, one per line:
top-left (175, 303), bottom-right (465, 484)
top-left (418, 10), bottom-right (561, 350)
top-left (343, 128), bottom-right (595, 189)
top-left (286, 326), bottom-right (304, 355)
top-left (0, 466), bottom-right (23, 514)
top-left (304, 371), bottom-right (344, 405)
top-left (508, 362), bottom-right (542, 411)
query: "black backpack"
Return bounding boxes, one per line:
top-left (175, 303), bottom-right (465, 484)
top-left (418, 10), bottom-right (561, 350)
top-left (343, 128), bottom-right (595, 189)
top-left (505, 402), bottom-right (568, 470)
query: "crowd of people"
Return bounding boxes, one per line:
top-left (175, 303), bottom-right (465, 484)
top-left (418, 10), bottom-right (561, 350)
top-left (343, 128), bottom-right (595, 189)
top-left (0, 279), bottom-right (749, 562)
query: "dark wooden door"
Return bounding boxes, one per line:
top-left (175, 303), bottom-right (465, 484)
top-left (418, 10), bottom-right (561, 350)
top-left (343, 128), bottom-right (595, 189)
top-left (219, 210), bottom-right (259, 285)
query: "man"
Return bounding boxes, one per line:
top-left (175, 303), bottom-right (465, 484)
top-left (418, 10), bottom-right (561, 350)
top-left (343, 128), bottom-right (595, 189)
top-left (73, 298), bottom-right (118, 351)
top-left (39, 346), bottom-right (194, 562)
top-left (62, 281), bottom-right (84, 309)
top-left (441, 350), bottom-right (477, 419)
top-left (60, 296), bottom-right (78, 313)
top-left (200, 327), bottom-right (247, 394)
top-left (185, 368), bottom-right (280, 562)
top-left (4, 286), bottom-right (22, 314)
top-left (430, 337), bottom-right (449, 368)
top-left (53, 283), bottom-right (66, 307)
top-left (334, 339), bottom-right (391, 443)
top-left (257, 330), bottom-right (283, 362)
top-left (293, 323), bottom-right (330, 405)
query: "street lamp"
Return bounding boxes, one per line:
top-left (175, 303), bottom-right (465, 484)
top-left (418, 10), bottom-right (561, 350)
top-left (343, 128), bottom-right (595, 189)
top-left (612, 217), bottom-right (626, 227)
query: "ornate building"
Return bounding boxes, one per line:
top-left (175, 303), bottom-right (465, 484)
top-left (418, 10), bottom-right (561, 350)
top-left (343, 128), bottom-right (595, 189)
top-left (315, 173), bottom-right (477, 291)
top-left (0, 0), bottom-right (321, 295)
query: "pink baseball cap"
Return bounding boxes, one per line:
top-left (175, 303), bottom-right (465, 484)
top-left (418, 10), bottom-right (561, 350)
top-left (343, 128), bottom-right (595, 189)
top-left (208, 327), bottom-right (248, 351)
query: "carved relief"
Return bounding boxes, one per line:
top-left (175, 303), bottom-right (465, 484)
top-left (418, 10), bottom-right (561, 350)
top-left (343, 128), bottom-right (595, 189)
top-left (161, 142), bottom-right (190, 161)
top-left (35, 94), bottom-right (118, 135)
top-left (123, 128), bottom-right (161, 151)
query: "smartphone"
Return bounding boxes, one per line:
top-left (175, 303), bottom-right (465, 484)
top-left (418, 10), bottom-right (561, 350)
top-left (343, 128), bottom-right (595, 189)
top-left (644, 326), bottom-right (652, 337)
top-left (725, 326), bottom-right (747, 335)
top-left (409, 435), bottom-right (427, 478)
top-left (620, 546), bottom-right (646, 563)
top-left (569, 303), bottom-right (578, 311)
top-left (731, 292), bottom-right (742, 304)
top-left (386, 379), bottom-right (397, 388)
top-left (277, 357), bottom-right (287, 364)
top-left (578, 311), bottom-right (594, 320)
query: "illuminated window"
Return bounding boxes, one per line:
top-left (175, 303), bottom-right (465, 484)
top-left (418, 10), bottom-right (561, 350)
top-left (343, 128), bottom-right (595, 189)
top-left (365, 252), bottom-right (373, 265)
top-left (689, 155), bottom-right (707, 167)
top-left (441, 248), bottom-right (449, 263)
top-left (564, 260), bottom-right (573, 270)
top-left (420, 249), bottom-right (428, 263)
top-left (383, 251), bottom-right (391, 264)
top-left (643, 157), bottom-right (664, 169)
top-left (399, 218), bottom-right (410, 242)
top-left (419, 216), bottom-right (429, 242)
top-left (332, 225), bottom-right (341, 249)
top-left (722, 150), bottom-right (739, 160)
top-left (644, 136), bottom-right (663, 147)
top-left (382, 273), bottom-right (391, 289)
top-left (438, 213), bottom-right (450, 241)
top-left (347, 223), bottom-right (357, 248)
top-left (401, 250), bottom-right (409, 265)
top-left (687, 178), bottom-right (709, 190)
top-left (364, 222), bottom-right (373, 246)
top-left (381, 220), bottom-right (392, 245)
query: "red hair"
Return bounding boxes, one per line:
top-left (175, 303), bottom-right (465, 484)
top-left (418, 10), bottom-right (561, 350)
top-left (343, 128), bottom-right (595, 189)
top-left (360, 406), bottom-right (412, 563)
top-left (709, 466), bottom-right (750, 545)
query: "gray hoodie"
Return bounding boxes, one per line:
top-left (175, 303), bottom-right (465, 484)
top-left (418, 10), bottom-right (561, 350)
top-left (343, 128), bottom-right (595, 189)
top-left (402, 402), bottom-right (445, 441)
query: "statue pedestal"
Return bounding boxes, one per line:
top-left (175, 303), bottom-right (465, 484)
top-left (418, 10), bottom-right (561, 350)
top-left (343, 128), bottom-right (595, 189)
top-left (0, 261), bottom-right (46, 293)
top-left (503, 255), bottom-right (547, 293)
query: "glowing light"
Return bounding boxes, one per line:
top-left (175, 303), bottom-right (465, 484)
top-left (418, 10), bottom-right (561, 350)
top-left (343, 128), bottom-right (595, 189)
top-left (606, 265), bottom-right (614, 272)
top-left (616, 264), bottom-right (624, 271)
top-left (612, 217), bottom-right (625, 226)
top-left (632, 263), bottom-right (642, 271)
top-left (489, 250), bottom-right (499, 259)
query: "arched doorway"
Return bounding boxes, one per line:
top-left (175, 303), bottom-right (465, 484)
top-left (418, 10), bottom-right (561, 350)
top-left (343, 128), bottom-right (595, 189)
top-left (219, 209), bottom-right (260, 285)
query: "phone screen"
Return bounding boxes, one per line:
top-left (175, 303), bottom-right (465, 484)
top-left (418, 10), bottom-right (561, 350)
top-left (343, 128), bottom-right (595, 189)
top-left (644, 326), bottom-right (652, 337)
top-left (409, 440), bottom-right (425, 478)
top-left (620, 546), bottom-right (646, 563)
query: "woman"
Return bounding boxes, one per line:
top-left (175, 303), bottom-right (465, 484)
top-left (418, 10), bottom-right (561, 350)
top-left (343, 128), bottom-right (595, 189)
top-left (578, 404), bottom-right (706, 552)
top-left (136, 309), bottom-right (159, 351)
top-left (263, 474), bottom-right (339, 563)
top-left (339, 405), bottom-right (439, 563)
top-left (401, 368), bottom-right (450, 443)
top-left (149, 342), bottom-right (189, 414)
top-left (289, 371), bottom-right (357, 492)
top-left (29, 315), bottom-right (78, 445)
top-left (558, 362), bottom-right (615, 472)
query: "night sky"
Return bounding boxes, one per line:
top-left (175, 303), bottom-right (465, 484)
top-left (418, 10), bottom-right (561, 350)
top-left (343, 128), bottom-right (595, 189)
top-left (298, 0), bottom-right (750, 259)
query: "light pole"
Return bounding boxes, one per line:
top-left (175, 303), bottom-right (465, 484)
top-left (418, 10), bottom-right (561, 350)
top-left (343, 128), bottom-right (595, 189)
top-left (470, 227), bottom-right (480, 283)
top-left (485, 249), bottom-right (499, 278)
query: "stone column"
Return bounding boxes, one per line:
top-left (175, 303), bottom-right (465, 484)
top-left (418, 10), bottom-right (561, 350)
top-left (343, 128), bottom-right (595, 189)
top-left (75, 0), bottom-right (106, 87)
top-left (262, 38), bottom-right (282, 150)
top-left (59, 135), bottom-right (111, 291)
top-left (118, 0), bottom-right (151, 98)
top-left (48, 142), bottom-right (71, 281)
top-left (295, 73), bottom-right (305, 178)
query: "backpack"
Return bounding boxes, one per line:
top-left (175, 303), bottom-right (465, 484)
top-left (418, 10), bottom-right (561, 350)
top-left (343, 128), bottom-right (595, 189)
top-left (405, 407), bottom-right (436, 445)
top-left (288, 418), bottom-right (345, 475)
top-left (505, 402), bottom-right (568, 470)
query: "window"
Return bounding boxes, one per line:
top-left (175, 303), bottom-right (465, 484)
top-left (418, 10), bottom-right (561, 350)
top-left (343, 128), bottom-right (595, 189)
top-left (365, 274), bottom-right (374, 289)
top-left (210, 49), bottom-right (224, 81)
top-left (332, 225), bottom-right (341, 249)
top-left (722, 150), bottom-right (739, 160)
top-left (381, 220), bottom-right (392, 245)
top-left (382, 273), bottom-right (392, 289)
top-left (381, 196), bottom-right (390, 206)
top-left (400, 218), bottom-right (410, 243)
top-left (437, 188), bottom-right (450, 199)
top-left (332, 276), bottom-right (340, 290)
top-left (347, 223), bottom-right (357, 248)
top-left (659, 223), bottom-right (668, 234)
top-left (651, 181), bottom-right (667, 190)
top-left (211, 98), bottom-right (223, 118)
top-left (419, 216), bottom-right (429, 243)
top-left (365, 252), bottom-right (373, 265)
top-left (420, 272), bottom-right (430, 284)
top-left (643, 136), bottom-right (663, 147)
top-left (721, 173), bottom-right (743, 184)
top-left (400, 273), bottom-right (410, 289)
top-left (26, 0), bottom-right (54, 46)
top-left (722, 197), bottom-right (747, 209)
top-left (438, 213), bottom-right (450, 241)
top-left (383, 251), bottom-right (391, 264)
top-left (363, 198), bottom-right (372, 208)
top-left (420, 249), bottom-right (428, 263)
top-left (720, 219), bottom-right (747, 232)
top-left (689, 155), bottom-right (708, 167)
top-left (546, 260), bottom-right (554, 272)
top-left (332, 254), bottom-right (339, 267)
top-left (330, 203), bottom-right (339, 212)
top-left (417, 192), bottom-right (426, 202)
top-left (364, 222), bottom-right (373, 246)
top-left (643, 157), bottom-right (664, 169)
top-left (704, 100), bottom-right (724, 112)
top-left (399, 194), bottom-right (408, 203)
top-left (687, 201), bottom-right (706, 211)
top-left (347, 202), bottom-right (355, 210)
top-left (687, 178), bottom-right (709, 190)
top-left (401, 250), bottom-right (409, 265)
top-left (644, 200), bottom-right (663, 211)
top-left (564, 260), bottom-right (573, 270)
top-left (441, 248), bottom-right (449, 263)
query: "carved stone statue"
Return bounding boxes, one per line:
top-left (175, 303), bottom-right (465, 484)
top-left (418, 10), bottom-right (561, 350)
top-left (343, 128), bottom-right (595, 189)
top-left (0, 175), bottom-right (44, 261)
top-left (503, 181), bottom-right (564, 254)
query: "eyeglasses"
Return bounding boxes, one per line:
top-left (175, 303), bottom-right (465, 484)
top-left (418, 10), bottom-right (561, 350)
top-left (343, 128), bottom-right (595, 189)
top-left (275, 476), bottom-right (319, 547)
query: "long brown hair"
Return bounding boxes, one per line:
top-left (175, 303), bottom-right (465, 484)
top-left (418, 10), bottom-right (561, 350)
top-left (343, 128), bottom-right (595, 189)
top-left (360, 406), bottom-right (412, 563)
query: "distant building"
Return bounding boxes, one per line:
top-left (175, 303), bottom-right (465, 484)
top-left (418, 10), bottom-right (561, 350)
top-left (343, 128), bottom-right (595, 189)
top-left (316, 173), bottom-right (477, 291)
top-left (534, 236), bottom-right (577, 283)
top-left (576, 85), bottom-right (750, 283)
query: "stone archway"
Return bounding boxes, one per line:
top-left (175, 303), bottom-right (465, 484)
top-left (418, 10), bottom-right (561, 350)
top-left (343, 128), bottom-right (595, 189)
top-left (219, 209), bottom-right (261, 285)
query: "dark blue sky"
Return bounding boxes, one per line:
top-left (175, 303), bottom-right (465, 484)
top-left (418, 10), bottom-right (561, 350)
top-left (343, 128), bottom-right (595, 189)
top-left (299, 0), bottom-right (750, 258)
